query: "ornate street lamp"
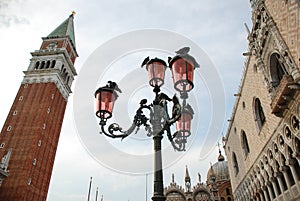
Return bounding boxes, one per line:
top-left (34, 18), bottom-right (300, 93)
top-left (94, 47), bottom-right (199, 201)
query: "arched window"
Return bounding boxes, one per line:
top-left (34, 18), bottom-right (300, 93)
top-left (254, 98), bottom-right (266, 129)
top-left (287, 146), bottom-right (300, 181)
top-left (241, 130), bottom-right (250, 157)
top-left (226, 188), bottom-right (231, 195)
top-left (276, 160), bottom-right (288, 191)
top-left (232, 152), bottom-right (239, 176)
top-left (62, 68), bottom-right (66, 79)
top-left (270, 53), bottom-right (286, 87)
top-left (51, 60), bottom-right (56, 68)
top-left (45, 60), bottom-right (50, 68)
top-left (64, 72), bottom-right (68, 80)
top-left (34, 61), bottom-right (40, 69)
top-left (40, 61), bottom-right (45, 69)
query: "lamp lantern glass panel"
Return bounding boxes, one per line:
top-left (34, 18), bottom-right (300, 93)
top-left (170, 55), bottom-right (197, 92)
top-left (146, 58), bottom-right (167, 87)
top-left (176, 110), bottom-right (193, 138)
top-left (95, 88), bottom-right (117, 119)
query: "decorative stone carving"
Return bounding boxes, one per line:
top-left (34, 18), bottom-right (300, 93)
top-left (0, 148), bottom-right (12, 172)
top-left (46, 42), bottom-right (58, 51)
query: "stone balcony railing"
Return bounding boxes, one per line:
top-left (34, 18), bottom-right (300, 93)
top-left (271, 75), bottom-right (299, 117)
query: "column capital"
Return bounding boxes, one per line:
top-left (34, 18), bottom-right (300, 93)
top-left (279, 165), bottom-right (287, 172)
top-left (286, 158), bottom-right (296, 166)
top-left (266, 180), bottom-right (272, 186)
top-left (274, 171), bottom-right (282, 177)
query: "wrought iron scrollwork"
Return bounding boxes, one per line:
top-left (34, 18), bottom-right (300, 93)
top-left (99, 102), bottom-right (153, 139)
top-left (98, 87), bottom-right (190, 151)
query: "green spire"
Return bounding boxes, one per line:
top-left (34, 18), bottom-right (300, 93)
top-left (47, 12), bottom-right (76, 47)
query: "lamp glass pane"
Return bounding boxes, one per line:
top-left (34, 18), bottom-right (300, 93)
top-left (171, 57), bottom-right (194, 92)
top-left (176, 111), bottom-right (192, 137)
top-left (147, 61), bottom-right (166, 87)
top-left (95, 90), bottom-right (116, 119)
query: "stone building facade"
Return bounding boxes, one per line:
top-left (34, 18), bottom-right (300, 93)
top-left (164, 150), bottom-right (234, 201)
top-left (224, 0), bottom-right (300, 201)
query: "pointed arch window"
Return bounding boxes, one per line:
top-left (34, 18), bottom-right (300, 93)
top-left (270, 53), bottom-right (287, 88)
top-left (232, 152), bottom-right (239, 176)
top-left (241, 130), bottom-right (250, 157)
top-left (254, 98), bottom-right (265, 129)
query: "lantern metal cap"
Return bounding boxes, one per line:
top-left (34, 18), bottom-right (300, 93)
top-left (168, 54), bottom-right (200, 69)
top-left (94, 81), bottom-right (121, 99)
top-left (182, 104), bottom-right (194, 118)
top-left (141, 57), bottom-right (167, 69)
top-left (147, 57), bottom-right (167, 67)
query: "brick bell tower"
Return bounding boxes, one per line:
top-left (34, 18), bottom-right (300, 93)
top-left (0, 12), bottom-right (78, 200)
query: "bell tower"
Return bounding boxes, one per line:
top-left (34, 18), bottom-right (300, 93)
top-left (0, 13), bottom-right (78, 201)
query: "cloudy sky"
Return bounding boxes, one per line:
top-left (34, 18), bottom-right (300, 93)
top-left (0, 0), bottom-right (252, 201)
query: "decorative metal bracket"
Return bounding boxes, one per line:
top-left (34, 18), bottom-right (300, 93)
top-left (98, 91), bottom-right (188, 151)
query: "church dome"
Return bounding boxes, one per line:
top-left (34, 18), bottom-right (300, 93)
top-left (206, 151), bottom-right (230, 182)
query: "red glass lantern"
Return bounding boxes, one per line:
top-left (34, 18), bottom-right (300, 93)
top-left (95, 86), bottom-right (118, 119)
top-left (145, 58), bottom-right (167, 87)
top-left (176, 104), bottom-right (194, 138)
top-left (169, 54), bottom-right (198, 93)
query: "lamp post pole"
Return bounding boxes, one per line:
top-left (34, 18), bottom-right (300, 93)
top-left (152, 93), bottom-right (166, 201)
top-left (94, 47), bottom-right (199, 201)
top-left (152, 128), bottom-right (165, 201)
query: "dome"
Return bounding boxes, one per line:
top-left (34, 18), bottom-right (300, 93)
top-left (206, 151), bottom-right (230, 182)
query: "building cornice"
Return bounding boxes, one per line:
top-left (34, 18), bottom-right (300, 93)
top-left (22, 69), bottom-right (71, 100)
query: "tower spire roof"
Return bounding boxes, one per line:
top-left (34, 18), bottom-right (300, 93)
top-left (47, 12), bottom-right (76, 47)
top-left (185, 165), bottom-right (190, 181)
top-left (217, 142), bottom-right (225, 161)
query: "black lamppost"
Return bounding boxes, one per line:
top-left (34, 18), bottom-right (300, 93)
top-left (94, 47), bottom-right (199, 201)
